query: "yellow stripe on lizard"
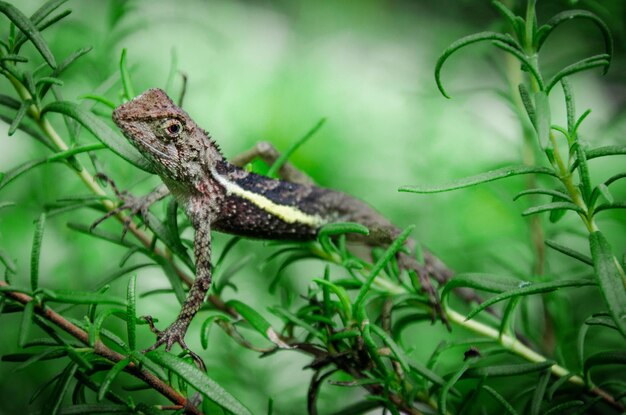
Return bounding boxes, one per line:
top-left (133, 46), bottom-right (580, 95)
top-left (210, 169), bottom-right (326, 227)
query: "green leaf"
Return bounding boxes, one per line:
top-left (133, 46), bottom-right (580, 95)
top-left (30, 212), bottom-right (46, 290)
top-left (435, 31), bottom-right (521, 98)
top-left (544, 239), bottom-right (592, 266)
top-left (0, 1), bottom-right (57, 68)
top-left (317, 223), bottom-right (368, 255)
top-left (120, 48), bottom-right (135, 100)
top-left (50, 404), bottom-right (132, 414)
top-left (522, 202), bottom-right (584, 217)
top-left (544, 401), bottom-right (585, 415)
top-left (153, 256), bottom-right (187, 305)
top-left (391, 312), bottom-right (432, 338)
top-left (585, 314), bottom-right (618, 330)
top-left (49, 362), bottom-right (79, 415)
top-left (583, 145), bottom-right (626, 162)
top-left (67, 222), bottom-right (141, 249)
top-left (126, 274), bottom-right (136, 350)
top-left (482, 385), bottom-right (518, 415)
top-left (588, 231), bottom-right (626, 337)
top-left (465, 279), bottom-right (596, 321)
top-left (318, 222), bottom-right (369, 238)
top-left (0, 94), bottom-right (21, 110)
top-left (518, 84), bottom-right (535, 126)
top-left (0, 248), bottom-right (17, 273)
top-left (438, 359), bottom-right (472, 415)
top-left (536, 10), bottom-right (613, 73)
top-left (98, 357), bottom-right (131, 402)
top-left (0, 143), bottom-right (106, 190)
top-left (465, 360), bottom-right (554, 377)
top-left (546, 373), bottom-right (574, 400)
top-left (358, 317), bottom-right (389, 379)
top-left (442, 273), bottom-right (522, 303)
top-left (8, 99), bottom-right (30, 136)
top-left (79, 94), bottom-right (116, 110)
top-left (213, 235), bottom-right (241, 280)
top-left (41, 101), bottom-right (154, 172)
top-left (19, 300), bottom-right (35, 347)
top-left (513, 188), bottom-right (571, 202)
top-left (31, 10), bottom-right (72, 44)
top-left (369, 324), bottom-right (410, 374)
top-left (90, 308), bottom-right (125, 347)
top-left (269, 251), bottom-right (314, 292)
top-left (573, 109), bottom-right (592, 137)
top-left (313, 278), bottom-right (352, 322)
top-left (0, 54), bottom-right (28, 62)
top-left (39, 47), bottom-right (93, 98)
top-left (145, 210), bottom-right (193, 270)
top-left (491, 1), bottom-right (525, 41)
top-left (534, 91), bottom-right (550, 147)
top-left (548, 196), bottom-right (568, 223)
top-left (200, 313), bottom-right (232, 349)
top-left (0, 201), bottom-right (15, 210)
top-left (12, 0), bottom-right (68, 48)
top-left (400, 165), bottom-right (555, 193)
top-left (226, 300), bottom-right (290, 348)
top-left (95, 263), bottom-right (153, 288)
top-left (546, 55), bottom-right (610, 93)
top-left (163, 198), bottom-right (192, 265)
top-left (35, 76), bottom-right (63, 88)
top-left (560, 78), bottom-right (576, 138)
top-left (147, 350), bottom-right (252, 415)
top-left (408, 361), bottom-right (447, 388)
top-left (530, 370), bottom-right (550, 415)
top-left (353, 225), bottom-right (414, 309)
top-left (267, 117), bottom-right (326, 178)
top-left (269, 306), bottom-right (324, 340)
top-left (596, 183), bottom-right (614, 204)
top-left (584, 351), bottom-right (626, 383)
top-left (498, 296), bottom-right (521, 337)
top-left (12, 347), bottom-right (68, 372)
top-left (41, 289), bottom-right (126, 306)
top-left (594, 202), bottom-right (626, 214)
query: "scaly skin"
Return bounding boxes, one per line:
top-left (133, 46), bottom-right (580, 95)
top-left (111, 88), bottom-right (451, 354)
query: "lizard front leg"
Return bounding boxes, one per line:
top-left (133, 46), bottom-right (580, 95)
top-left (144, 221), bottom-right (212, 367)
top-left (90, 174), bottom-right (170, 238)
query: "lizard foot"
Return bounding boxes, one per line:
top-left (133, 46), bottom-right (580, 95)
top-left (142, 316), bottom-right (207, 372)
top-left (90, 173), bottom-right (152, 239)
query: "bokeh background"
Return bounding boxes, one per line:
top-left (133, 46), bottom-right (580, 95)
top-left (1, 0), bottom-right (625, 413)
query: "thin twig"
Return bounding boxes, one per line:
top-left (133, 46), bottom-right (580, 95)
top-left (0, 281), bottom-right (203, 415)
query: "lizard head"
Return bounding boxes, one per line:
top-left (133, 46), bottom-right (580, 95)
top-left (113, 88), bottom-right (221, 185)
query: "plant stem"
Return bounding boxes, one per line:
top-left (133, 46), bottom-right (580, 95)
top-left (0, 281), bottom-right (203, 415)
top-left (446, 307), bottom-right (623, 410)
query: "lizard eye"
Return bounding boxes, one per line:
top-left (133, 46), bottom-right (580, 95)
top-left (162, 119), bottom-right (183, 138)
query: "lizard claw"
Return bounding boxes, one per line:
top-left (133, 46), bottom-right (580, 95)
top-left (142, 316), bottom-right (207, 372)
top-left (90, 173), bottom-right (152, 239)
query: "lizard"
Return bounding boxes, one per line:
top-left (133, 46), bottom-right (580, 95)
top-left (105, 88), bottom-right (452, 355)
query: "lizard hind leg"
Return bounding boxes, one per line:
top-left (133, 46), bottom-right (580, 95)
top-left (229, 141), bottom-right (315, 185)
top-left (143, 315), bottom-right (207, 372)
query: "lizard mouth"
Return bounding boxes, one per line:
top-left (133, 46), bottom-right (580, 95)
top-left (133, 136), bottom-right (174, 162)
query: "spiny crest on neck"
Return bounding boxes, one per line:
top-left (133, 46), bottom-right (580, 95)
top-left (204, 129), bottom-right (223, 156)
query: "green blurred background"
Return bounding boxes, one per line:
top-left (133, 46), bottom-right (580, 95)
top-left (1, 0), bottom-right (625, 413)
